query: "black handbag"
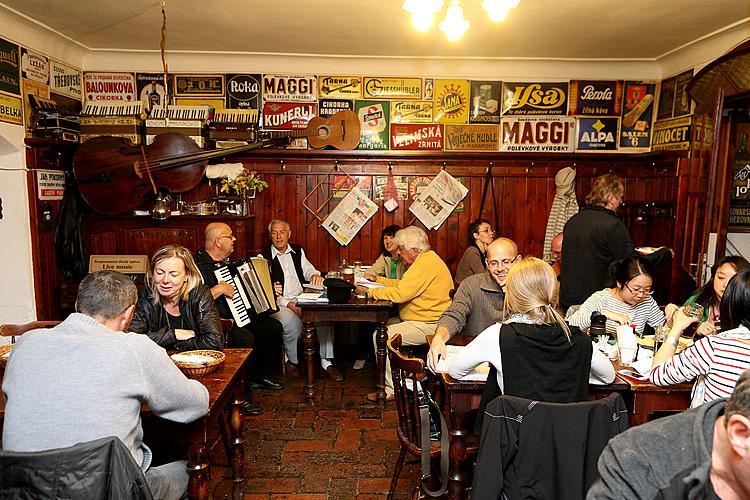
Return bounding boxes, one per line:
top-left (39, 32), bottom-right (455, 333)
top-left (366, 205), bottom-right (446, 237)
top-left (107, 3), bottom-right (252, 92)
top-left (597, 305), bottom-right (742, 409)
top-left (413, 383), bottom-right (449, 497)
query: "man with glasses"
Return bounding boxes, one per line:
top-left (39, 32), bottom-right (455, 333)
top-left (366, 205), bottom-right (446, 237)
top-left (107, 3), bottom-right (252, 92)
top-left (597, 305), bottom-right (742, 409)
top-left (427, 238), bottom-right (521, 372)
top-left (195, 222), bottom-right (284, 416)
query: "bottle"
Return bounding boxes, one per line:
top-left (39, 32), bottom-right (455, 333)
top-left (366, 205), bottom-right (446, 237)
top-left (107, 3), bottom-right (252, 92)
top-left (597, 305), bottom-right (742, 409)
top-left (338, 258), bottom-right (347, 275)
top-left (147, 82), bottom-right (161, 110)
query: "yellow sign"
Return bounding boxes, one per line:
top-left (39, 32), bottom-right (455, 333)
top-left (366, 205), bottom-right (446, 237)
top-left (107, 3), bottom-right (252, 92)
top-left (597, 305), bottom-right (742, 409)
top-left (445, 124), bottom-right (499, 151)
top-left (363, 77), bottom-right (422, 99)
top-left (0, 93), bottom-right (23, 125)
top-left (434, 79), bottom-right (470, 124)
top-left (89, 255), bottom-right (148, 274)
top-left (390, 100), bottom-right (433, 123)
top-left (318, 76), bottom-right (362, 98)
top-left (652, 115), bottom-right (692, 151)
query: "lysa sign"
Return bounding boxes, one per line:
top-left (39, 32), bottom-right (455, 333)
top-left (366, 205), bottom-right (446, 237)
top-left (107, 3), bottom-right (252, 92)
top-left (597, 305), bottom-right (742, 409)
top-left (36, 169), bottom-right (65, 200)
top-left (390, 124), bottom-right (444, 150)
top-left (500, 116), bottom-right (575, 152)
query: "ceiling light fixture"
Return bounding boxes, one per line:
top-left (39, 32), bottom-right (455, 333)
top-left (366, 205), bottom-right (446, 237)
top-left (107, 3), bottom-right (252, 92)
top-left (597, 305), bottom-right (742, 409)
top-left (403, 0), bottom-right (520, 41)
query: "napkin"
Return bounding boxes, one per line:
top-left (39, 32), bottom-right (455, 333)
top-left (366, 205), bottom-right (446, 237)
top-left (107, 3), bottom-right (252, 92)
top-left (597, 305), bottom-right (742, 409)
top-left (616, 324), bottom-right (638, 349)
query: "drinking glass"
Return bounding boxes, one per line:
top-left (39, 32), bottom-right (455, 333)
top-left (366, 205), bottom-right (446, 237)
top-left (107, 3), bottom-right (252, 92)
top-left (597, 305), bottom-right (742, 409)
top-left (619, 345), bottom-right (638, 366)
top-left (654, 325), bottom-right (669, 352)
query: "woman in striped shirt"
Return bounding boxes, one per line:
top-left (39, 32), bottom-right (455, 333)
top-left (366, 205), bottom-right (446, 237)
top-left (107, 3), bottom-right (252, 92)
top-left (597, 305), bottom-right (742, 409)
top-left (567, 256), bottom-right (665, 335)
top-left (649, 268), bottom-right (750, 407)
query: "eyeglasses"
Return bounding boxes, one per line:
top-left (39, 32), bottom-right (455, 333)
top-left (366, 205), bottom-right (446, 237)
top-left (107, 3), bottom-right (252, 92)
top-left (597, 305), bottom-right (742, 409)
top-left (624, 283), bottom-right (653, 296)
top-left (478, 228), bottom-right (495, 234)
top-left (218, 234), bottom-right (236, 242)
top-left (487, 258), bottom-right (516, 268)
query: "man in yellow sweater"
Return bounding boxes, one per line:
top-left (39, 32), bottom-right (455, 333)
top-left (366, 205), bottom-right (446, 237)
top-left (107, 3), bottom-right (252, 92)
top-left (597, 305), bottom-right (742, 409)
top-left (357, 226), bottom-right (453, 402)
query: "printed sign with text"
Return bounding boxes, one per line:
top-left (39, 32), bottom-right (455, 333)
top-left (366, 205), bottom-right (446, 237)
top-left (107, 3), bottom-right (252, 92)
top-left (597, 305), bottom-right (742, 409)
top-left (0, 37), bottom-right (20, 95)
top-left (500, 116), bottom-right (576, 152)
top-left (469, 80), bottom-right (501, 123)
top-left (21, 48), bottom-right (48, 85)
top-left (36, 169), bottom-right (65, 200)
top-left (619, 80), bottom-right (656, 149)
top-left (318, 76), bottom-right (362, 98)
top-left (50, 60), bottom-right (82, 100)
top-left (434, 79), bottom-right (470, 124)
top-left (569, 80), bottom-right (622, 116)
top-left (262, 102), bottom-right (316, 129)
top-left (390, 123), bottom-right (444, 150)
top-left (576, 117), bottom-right (619, 151)
top-left (84, 72), bottom-right (135, 103)
top-left (226, 74), bottom-right (261, 110)
top-left (390, 100), bottom-right (433, 123)
top-left (444, 124), bottom-right (499, 151)
top-left (502, 82), bottom-right (568, 116)
top-left (363, 77), bottom-right (421, 100)
top-left (356, 100), bottom-right (390, 150)
top-left (263, 74), bottom-right (317, 102)
top-left (651, 116), bottom-right (692, 152)
top-left (174, 74), bottom-right (225, 96)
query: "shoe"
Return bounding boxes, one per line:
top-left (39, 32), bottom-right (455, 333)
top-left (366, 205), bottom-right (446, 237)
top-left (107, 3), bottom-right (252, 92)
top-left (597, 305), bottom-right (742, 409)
top-left (240, 401), bottom-right (265, 417)
top-left (366, 392), bottom-right (395, 403)
top-left (352, 359), bottom-right (367, 370)
top-left (250, 377), bottom-right (284, 391)
top-left (284, 361), bottom-right (299, 376)
top-left (325, 365), bottom-right (344, 382)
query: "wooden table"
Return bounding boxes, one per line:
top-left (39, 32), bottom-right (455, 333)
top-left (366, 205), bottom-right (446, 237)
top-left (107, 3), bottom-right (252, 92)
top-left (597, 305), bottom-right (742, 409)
top-left (433, 336), bottom-right (693, 500)
top-left (298, 295), bottom-right (393, 403)
top-left (1, 348), bottom-right (251, 500)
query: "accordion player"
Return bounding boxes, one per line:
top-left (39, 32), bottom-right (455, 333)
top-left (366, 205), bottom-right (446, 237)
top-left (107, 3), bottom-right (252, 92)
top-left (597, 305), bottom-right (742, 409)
top-left (209, 257), bottom-right (279, 327)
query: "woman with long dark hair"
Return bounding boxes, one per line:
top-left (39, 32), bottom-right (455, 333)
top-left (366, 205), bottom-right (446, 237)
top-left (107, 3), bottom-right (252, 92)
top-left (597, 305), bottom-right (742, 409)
top-left (454, 218), bottom-right (495, 285)
top-left (364, 224), bottom-right (405, 280)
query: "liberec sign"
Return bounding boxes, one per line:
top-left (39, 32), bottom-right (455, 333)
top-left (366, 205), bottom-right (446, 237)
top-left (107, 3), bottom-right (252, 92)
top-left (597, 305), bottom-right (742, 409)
top-left (500, 116), bottom-right (576, 152)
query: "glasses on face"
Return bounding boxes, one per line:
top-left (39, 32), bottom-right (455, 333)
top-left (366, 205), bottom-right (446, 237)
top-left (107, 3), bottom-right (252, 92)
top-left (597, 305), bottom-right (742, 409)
top-left (478, 228), bottom-right (495, 234)
top-left (487, 258), bottom-right (516, 269)
top-left (218, 234), bottom-right (236, 242)
top-left (624, 282), bottom-right (653, 296)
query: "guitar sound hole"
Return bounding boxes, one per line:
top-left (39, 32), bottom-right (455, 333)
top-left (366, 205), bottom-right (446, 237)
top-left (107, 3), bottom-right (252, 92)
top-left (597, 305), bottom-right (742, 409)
top-left (318, 125), bottom-right (331, 139)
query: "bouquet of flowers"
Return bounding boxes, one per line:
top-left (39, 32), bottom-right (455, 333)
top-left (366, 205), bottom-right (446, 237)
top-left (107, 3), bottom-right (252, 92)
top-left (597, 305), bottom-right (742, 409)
top-left (219, 171), bottom-right (268, 197)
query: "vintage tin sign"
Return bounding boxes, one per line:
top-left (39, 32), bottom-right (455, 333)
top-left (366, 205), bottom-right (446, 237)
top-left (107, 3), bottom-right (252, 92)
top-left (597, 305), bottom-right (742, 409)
top-left (363, 77), bottom-right (421, 100)
top-left (576, 117), bottom-right (619, 151)
top-left (356, 100), bottom-right (390, 150)
top-left (84, 72), bottom-right (135, 103)
top-left (50, 60), bottom-right (82, 100)
top-left (502, 82), bottom-right (568, 116)
top-left (469, 81), bottom-right (501, 123)
top-left (174, 74), bottom-right (224, 97)
top-left (673, 69), bottom-right (694, 117)
top-left (263, 74), bottom-right (317, 102)
top-left (36, 169), bottom-right (65, 200)
top-left (651, 116), bottom-right (692, 151)
top-left (0, 38), bottom-right (20, 95)
top-left (319, 98), bottom-right (353, 117)
top-left (434, 80), bottom-right (470, 124)
top-left (408, 176), bottom-right (432, 199)
top-left (391, 100), bottom-right (433, 123)
top-left (445, 124), bottom-right (499, 151)
top-left (569, 81), bottom-right (622, 116)
top-left (390, 123), bottom-right (444, 150)
top-left (619, 81), bottom-right (656, 149)
top-left (657, 76), bottom-right (676, 120)
top-left (23, 78), bottom-right (49, 135)
top-left (500, 116), bottom-right (576, 152)
top-left (423, 78), bottom-right (434, 100)
top-left (21, 49), bottom-right (48, 85)
top-left (226, 74), bottom-right (261, 110)
top-left (374, 175), bottom-right (409, 200)
top-left (332, 175), bottom-right (372, 199)
top-left (0, 93), bottom-right (22, 125)
top-left (262, 102), bottom-right (316, 130)
top-left (318, 76), bottom-right (362, 98)
top-left (136, 73), bottom-right (166, 114)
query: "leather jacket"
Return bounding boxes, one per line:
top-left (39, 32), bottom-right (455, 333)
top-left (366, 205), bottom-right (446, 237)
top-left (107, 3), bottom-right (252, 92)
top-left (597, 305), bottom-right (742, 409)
top-left (130, 285), bottom-right (223, 351)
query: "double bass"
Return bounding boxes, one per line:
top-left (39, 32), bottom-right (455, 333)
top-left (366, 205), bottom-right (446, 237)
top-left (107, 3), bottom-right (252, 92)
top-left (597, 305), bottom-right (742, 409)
top-left (72, 110), bottom-right (360, 215)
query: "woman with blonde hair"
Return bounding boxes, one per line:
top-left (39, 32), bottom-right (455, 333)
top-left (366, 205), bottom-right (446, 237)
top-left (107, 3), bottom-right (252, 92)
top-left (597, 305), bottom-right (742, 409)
top-left (130, 244), bottom-right (223, 351)
top-left (449, 257), bottom-right (614, 425)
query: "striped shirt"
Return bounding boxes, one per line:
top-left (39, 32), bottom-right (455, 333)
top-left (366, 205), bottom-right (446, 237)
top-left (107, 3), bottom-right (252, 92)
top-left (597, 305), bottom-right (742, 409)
top-left (567, 289), bottom-right (665, 334)
top-left (649, 330), bottom-right (750, 407)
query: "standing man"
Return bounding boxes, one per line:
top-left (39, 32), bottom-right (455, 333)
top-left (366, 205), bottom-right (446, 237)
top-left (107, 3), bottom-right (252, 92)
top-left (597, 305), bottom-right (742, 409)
top-left (560, 174), bottom-right (669, 309)
top-left (259, 219), bottom-right (343, 381)
top-left (194, 223), bottom-right (284, 415)
top-left (356, 226), bottom-right (453, 402)
top-left (550, 232), bottom-right (563, 278)
top-left (588, 369), bottom-right (750, 499)
top-left (426, 237), bottom-right (520, 371)
top-left (2, 270), bottom-right (209, 500)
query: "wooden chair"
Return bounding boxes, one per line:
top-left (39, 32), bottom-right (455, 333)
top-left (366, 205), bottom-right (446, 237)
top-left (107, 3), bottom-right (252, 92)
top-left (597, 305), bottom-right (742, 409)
top-left (219, 318), bottom-right (234, 348)
top-left (0, 321), bottom-right (61, 343)
top-left (387, 334), bottom-right (476, 499)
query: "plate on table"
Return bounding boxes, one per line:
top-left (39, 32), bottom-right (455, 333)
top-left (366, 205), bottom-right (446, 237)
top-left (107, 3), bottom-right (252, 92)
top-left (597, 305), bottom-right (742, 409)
top-left (637, 335), bottom-right (692, 352)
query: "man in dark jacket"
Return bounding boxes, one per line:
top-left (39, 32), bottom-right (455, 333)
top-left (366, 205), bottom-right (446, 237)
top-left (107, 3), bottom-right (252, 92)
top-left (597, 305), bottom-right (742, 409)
top-left (194, 222), bottom-right (284, 402)
top-left (588, 369), bottom-right (750, 499)
top-left (560, 173), bottom-right (670, 309)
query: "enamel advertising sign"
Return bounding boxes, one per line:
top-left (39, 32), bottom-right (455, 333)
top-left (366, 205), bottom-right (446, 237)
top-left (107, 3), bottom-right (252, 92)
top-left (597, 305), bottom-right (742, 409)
top-left (390, 123), bottom-right (444, 150)
top-left (0, 38), bottom-right (20, 95)
top-left (619, 80), bottom-right (656, 149)
top-left (444, 124), bottom-right (499, 151)
top-left (318, 98), bottom-right (353, 117)
top-left (263, 74), bottom-right (317, 102)
top-left (469, 80), bottom-right (501, 123)
top-left (84, 72), bottom-right (135, 103)
top-left (0, 93), bottom-right (22, 125)
top-left (226, 74), bottom-right (261, 110)
top-left (21, 49), bottom-right (48, 85)
top-left (50, 60), bottom-right (82, 100)
top-left (576, 117), bottom-right (619, 151)
top-left (356, 100), bottom-right (390, 150)
top-left (569, 80), bottom-right (622, 116)
top-left (651, 116), bottom-right (692, 152)
top-left (262, 102), bottom-right (316, 130)
top-left (318, 76), bottom-right (362, 98)
top-left (174, 74), bottom-right (225, 96)
top-left (434, 79), bottom-right (470, 124)
top-left (363, 77), bottom-right (421, 100)
top-left (390, 100), bottom-right (433, 123)
top-left (500, 116), bottom-right (576, 152)
top-left (502, 82), bottom-right (568, 116)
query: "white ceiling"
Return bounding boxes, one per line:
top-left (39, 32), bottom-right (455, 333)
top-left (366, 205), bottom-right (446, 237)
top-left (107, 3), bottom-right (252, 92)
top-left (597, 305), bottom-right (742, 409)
top-left (2, 0), bottom-right (749, 61)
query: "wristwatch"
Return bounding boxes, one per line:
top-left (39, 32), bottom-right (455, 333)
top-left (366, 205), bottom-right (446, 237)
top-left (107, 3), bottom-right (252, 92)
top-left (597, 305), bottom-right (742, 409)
top-left (666, 336), bottom-right (680, 348)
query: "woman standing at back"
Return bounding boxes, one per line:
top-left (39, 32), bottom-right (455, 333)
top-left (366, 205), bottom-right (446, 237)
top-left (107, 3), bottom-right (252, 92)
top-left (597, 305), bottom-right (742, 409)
top-left (454, 219), bottom-right (495, 285)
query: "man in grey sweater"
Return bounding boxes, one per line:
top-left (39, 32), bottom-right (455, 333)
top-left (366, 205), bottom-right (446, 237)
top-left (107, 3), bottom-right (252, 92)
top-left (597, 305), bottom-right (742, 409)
top-left (427, 238), bottom-right (520, 371)
top-left (588, 369), bottom-right (750, 499)
top-left (2, 270), bottom-right (209, 500)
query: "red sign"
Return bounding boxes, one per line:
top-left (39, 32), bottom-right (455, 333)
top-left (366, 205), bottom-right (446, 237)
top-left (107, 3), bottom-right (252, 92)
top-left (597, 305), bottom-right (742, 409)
top-left (262, 102), bottom-right (317, 130)
top-left (390, 123), bottom-right (444, 150)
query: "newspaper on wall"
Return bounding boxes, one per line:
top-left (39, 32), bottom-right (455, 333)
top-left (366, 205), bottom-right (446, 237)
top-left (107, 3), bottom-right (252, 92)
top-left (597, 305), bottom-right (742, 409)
top-left (408, 170), bottom-right (468, 230)
top-left (322, 187), bottom-right (378, 246)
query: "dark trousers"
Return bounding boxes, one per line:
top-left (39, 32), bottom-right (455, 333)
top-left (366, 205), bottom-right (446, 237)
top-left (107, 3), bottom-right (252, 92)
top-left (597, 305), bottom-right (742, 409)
top-left (227, 316), bottom-right (283, 381)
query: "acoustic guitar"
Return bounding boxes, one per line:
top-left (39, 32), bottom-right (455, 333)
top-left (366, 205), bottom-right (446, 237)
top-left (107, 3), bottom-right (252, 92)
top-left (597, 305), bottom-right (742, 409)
top-left (263, 110), bottom-right (360, 150)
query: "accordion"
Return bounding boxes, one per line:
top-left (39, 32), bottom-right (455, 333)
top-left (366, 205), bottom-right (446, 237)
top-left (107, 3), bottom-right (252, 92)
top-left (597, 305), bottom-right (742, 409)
top-left (214, 257), bottom-right (278, 327)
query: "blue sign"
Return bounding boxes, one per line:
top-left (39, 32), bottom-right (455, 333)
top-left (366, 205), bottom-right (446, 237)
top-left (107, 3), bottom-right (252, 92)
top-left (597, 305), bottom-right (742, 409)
top-left (577, 117), bottom-right (619, 151)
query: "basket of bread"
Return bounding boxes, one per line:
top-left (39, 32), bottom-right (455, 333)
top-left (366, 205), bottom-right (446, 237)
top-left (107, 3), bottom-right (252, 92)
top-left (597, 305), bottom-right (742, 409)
top-left (170, 350), bottom-right (225, 377)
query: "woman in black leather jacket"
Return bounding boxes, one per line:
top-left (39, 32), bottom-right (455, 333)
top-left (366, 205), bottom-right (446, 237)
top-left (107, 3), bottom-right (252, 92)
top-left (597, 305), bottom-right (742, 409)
top-left (130, 244), bottom-right (223, 351)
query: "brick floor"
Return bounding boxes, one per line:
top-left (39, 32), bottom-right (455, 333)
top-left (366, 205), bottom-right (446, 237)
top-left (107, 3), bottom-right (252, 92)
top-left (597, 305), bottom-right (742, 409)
top-left (208, 359), bottom-right (422, 499)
